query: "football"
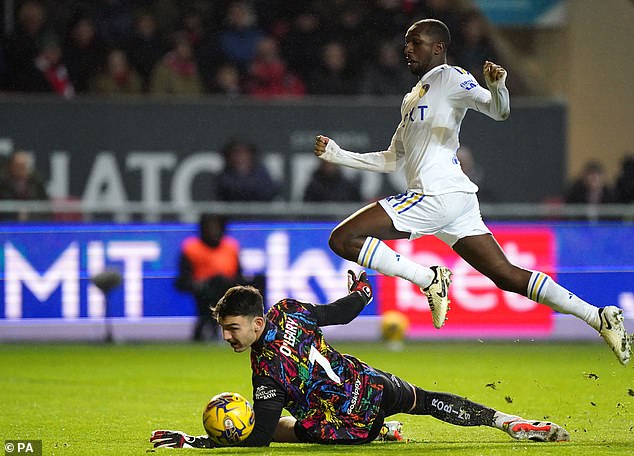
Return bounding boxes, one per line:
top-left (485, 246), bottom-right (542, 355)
top-left (203, 392), bottom-right (255, 445)
top-left (381, 310), bottom-right (409, 345)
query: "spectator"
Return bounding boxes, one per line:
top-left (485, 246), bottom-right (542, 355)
top-left (455, 11), bottom-right (498, 86)
top-left (149, 31), bottom-right (203, 96)
top-left (281, 9), bottom-right (323, 82)
top-left (614, 153), bottom-right (634, 203)
top-left (244, 36), bottom-right (305, 99)
top-left (308, 41), bottom-right (356, 95)
top-left (216, 139), bottom-right (280, 201)
top-left (218, 0), bottom-right (265, 74)
top-left (361, 40), bottom-right (414, 96)
top-left (63, 16), bottom-right (104, 93)
top-left (178, 9), bottom-right (206, 49)
top-left (126, 10), bottom-right (166, 91)
top-left (322, 5), bottom-right (369, 77)
top-left (303, 160), bottom-right (362, 203)
top-left (0, 150), bottom-right (49, 221)
top-left (3, 0), bottom-right (53, 92)
top-left (93, 0), bottom-right (134, 49)
top-left (365, 0), bottom-right (411, 44)
top-left (90, 48), bottom-right (143, 96)
top-left (251, 0), bottom-right (298, 34)
top-left (209, 62), bottom-right (242, 96)
top-left (32, 37), bottom-right (75, 98)
top-left (565, 161), bottom-right (616, 220)
top-left (565, 161), bottom-right (616, 205)
top-left (175, 214), bottom-right (242, 341)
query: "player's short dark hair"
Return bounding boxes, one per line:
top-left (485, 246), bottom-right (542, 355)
top-left (412, 18), bottom-right (451, 47)
top-left (213, 285), bottom-right (264, 320)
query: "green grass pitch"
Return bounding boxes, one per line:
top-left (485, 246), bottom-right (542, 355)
top-left (1, 341), bottom-right (633, 455)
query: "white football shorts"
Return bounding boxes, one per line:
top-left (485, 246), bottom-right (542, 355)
top-left (378, 191), bottom-right (491, 247)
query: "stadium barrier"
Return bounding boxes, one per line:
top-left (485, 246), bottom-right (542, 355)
top-left (0, 217), bottom-right (632, 342)
top-left (0, 200), bottom-right (632, 222)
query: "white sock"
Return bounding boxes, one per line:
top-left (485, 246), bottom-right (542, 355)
top-left (358, 237), bottom-right (434, 288)
top-left (527, 271), bottom-right (600, 330)
top-left (493, 412), bottom-right (520, 430)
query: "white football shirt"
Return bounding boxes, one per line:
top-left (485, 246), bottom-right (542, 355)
top-left (320, 64), bottom-right (510, 196)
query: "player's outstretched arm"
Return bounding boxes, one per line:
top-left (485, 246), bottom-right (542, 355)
top-left (307, 270), bottom-right (373, 327)
top-left (150, 430), bottom-right (213, 448)
top-left (313, 134), bottom-right (401, 173)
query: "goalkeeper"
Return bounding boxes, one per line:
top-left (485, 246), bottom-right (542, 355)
top-left (151, 271), bottom-right (569, 448)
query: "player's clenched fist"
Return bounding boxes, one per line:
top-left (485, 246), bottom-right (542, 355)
top-left (483, 60), bottom-right (506, 85)
top-left (314, 135), bottom-right (330, 157)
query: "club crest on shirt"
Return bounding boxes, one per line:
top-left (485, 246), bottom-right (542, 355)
top-left (419, 83), bottom-right (430, 98)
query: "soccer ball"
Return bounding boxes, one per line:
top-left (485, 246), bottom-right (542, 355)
top-left (203, 392), bottom-right (255, 445)
top-left (380, 310), bottom-right (409, 347)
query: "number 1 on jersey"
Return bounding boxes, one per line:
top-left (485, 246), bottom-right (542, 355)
top-left (309, 345), bottom-right (341, 383)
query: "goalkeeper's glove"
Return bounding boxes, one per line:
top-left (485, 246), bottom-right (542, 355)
top-left (150, 430), bottom-right (213, 448)
top-left (347, 269), bottom-right (372, 305)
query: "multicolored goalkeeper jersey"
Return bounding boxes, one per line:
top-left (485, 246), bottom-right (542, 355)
top-left (250, 298), bottom-right (384, 442)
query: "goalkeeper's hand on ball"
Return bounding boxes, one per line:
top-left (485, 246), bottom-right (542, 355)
top-left (347, 270), bottom-right (373, 305)
top-left (150, 430), bottom-right (213, 448)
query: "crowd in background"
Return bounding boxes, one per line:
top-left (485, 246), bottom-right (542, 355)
top-left (0, 0), bottom-right (632, 222)
top-left (0, 0), bottom-right (503, 98)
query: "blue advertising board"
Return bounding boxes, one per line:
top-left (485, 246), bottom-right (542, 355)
top-left (555, 223), bottom-right (633, 313)
top-left (0, 221), bottom-right (631, 326)
top-left (0, 221), bottom-right (376, 322)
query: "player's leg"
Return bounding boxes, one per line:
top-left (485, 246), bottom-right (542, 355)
top-left (333, 198), bottom-right (457, 328)
top-left (272, 416), bottom-right (299, 443)
top-left (378, 370), bottom-right (569, 442)
top-left (329, 202), bottom-right (436, 290)
top-left (453, 233), bottom-right (630, 365)
top-left (378, 369), bottom-right (502, 431)
top-left (406, 385), bottom-right (569, 442)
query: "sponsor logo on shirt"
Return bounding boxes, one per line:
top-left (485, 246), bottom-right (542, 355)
top-left (254, 384), bottom-right (277, 400)
top-left (405, 105), bottom-right (429, 122)
top-left (460, 79), bottom-right (477, 90)
top-left (346, 378), bottom-right (363, 414)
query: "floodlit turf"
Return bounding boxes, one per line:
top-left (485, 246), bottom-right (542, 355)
top-left (1, 341), bottom-right (633, 455)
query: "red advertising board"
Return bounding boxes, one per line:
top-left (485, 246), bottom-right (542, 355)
top-left (378, 226), bottom-right (556, 338)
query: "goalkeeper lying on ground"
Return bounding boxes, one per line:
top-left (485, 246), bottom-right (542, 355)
top-left (151, 271), bottom-right (569, 448)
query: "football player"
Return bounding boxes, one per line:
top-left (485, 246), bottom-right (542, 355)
top-left (312, 18), bottom-right (630, 365)
top-left (150, 270), bottom-right (569, 448)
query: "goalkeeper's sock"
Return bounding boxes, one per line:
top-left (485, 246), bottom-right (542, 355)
top-left (410, 388), bottom-right (496, 427)
top-left (527, 271), bottom-right (600, 330)
top-left (358, 237), bottom-right (434, 288)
